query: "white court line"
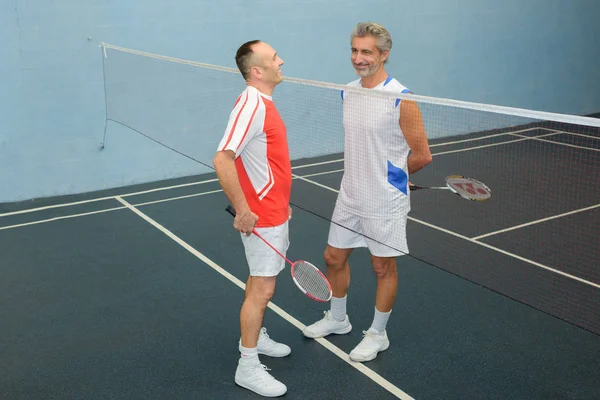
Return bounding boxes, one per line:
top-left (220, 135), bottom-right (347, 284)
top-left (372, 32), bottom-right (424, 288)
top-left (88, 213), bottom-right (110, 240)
top-left (0, 178), bottom-right (220, 218)
top-left (293, 175), bottom-right (600, 289)
top-left (0, 160), bottom-right (348, 219)
top-left (300, 168), bottom-right (345, 178)
top-left (0, 126), bottom-right (591, 220)
top-left (472, 203), bottom-right (600, 240)
top-left (115, 196), bottom-right (414, 400)
top-left (509, 133), bottom-right (600, 152)
top-left (288, 132), bottom-right (558, 174)
top-left (0, 191), bottom-right (227, 232)
top-left (133, 189), bottom-right (225, 207)
top-left (0, 174), bottom-right (337, 232)
top-left (292, 159), bottom-right (344, 169)
top-left (537, 128), bottom-right (600, 140)
top-left (290, 131), bottom-right (559, 167)
top-left (429, 127), bottom-right (538, 147)
top-left (432, 132), bottom-right (560, 156)
top-left (0, 206), bottom-right (127, 231)
top-left (3, 170), bottom-right (598, 290)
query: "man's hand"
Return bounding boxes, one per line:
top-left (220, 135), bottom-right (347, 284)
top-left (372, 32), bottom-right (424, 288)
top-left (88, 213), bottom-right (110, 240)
top-left (288, 205), bottom-right (293, 220)
top-left (234, 208), bottom-right (259, 235)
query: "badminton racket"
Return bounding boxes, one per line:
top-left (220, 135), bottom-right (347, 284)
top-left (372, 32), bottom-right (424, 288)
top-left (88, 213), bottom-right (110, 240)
top-left (226, 205), bottom-right (332, 302)
top-left (410, 175), bottom-right (492, 201)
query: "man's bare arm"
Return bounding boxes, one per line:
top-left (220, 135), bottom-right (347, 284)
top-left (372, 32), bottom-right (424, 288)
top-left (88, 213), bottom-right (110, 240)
top-left (400, 99), bottom-right (432, 174)
top-left (213, 150), bottom-right (258, 234)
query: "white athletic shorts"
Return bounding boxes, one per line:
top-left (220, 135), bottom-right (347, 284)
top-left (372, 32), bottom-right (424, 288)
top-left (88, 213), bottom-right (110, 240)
top-left (328, 206), bottom-right (408, 258)
top-left (240, 220), bottom-right (289, 277)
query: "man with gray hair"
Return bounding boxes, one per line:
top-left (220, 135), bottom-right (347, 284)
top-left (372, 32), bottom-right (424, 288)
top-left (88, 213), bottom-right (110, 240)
top-left (303, 22), bottom-right (432, 362)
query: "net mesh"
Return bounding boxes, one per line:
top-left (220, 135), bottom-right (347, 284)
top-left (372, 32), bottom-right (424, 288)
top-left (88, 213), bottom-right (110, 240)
top-left (293, 261), bottom-right (331, 302)
top-left (100, 43), bottom-right (600, 334)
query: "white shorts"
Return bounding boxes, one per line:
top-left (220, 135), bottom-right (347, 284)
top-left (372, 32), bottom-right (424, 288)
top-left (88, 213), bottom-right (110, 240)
top-left (328, 207), bottom-right (408, 258)
top-left (240, 221), bottom-right (289, 277)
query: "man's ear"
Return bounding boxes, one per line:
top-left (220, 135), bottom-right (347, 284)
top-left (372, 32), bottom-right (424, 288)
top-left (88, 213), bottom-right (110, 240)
top-left (250, 65), bottom-right (262, 79)
top-left (381, 50), bottom-right (390, 63)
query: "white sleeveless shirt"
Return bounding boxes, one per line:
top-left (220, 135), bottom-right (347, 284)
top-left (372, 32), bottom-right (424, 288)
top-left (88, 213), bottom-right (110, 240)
top-left (336, 76), bottom-right (412, 218)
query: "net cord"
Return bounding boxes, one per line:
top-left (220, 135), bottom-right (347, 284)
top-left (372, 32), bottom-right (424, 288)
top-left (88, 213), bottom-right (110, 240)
top-left (99, 42), bottom-right (600, 128)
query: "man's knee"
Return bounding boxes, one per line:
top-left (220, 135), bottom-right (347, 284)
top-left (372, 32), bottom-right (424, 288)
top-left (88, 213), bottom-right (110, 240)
top-left (371, 256), bottom-right (396, 279)
top-left (324, 246), bottom-right (351, 269)
top-left (247, 276), bottom-right (276, 305)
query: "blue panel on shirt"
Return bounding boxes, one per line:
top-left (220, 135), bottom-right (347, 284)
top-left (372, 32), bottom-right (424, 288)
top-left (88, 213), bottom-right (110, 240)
top-left (387, 160), bottom-right (408, 195)
top-left (395, 89), bottom-right (412, 107)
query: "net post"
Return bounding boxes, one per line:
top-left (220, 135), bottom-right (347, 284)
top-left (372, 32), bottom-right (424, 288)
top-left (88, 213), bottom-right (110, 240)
top-left (99, 43), bottom-right (109, 151)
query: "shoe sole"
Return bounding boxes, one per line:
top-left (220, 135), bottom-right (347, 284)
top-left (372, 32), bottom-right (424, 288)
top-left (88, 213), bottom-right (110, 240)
top-left (235, 378), bottom-right (287, 397)
top-left (302, 323), bottom-right (352, 339)
top-left (257, 349), bottom-right (291, 357)
top-left (349, 340), bottom-right (390, 362)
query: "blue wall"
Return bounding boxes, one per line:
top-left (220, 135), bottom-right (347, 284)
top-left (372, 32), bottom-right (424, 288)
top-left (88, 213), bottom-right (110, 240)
top-left (1, 0), bottom-right (599, 202)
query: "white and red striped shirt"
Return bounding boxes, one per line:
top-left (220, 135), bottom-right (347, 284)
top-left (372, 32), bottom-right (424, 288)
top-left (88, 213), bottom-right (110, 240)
top-left (217, 86), bottom-right (292, 227)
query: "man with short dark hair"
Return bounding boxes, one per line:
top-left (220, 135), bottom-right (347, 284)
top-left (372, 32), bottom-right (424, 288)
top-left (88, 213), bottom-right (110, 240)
top-left (213, 40), bottom-right (290, 397)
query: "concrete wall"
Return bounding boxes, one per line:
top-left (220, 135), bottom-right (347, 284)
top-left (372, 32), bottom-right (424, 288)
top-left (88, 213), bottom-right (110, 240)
top-left (1, 0), bottom-right (599, 202)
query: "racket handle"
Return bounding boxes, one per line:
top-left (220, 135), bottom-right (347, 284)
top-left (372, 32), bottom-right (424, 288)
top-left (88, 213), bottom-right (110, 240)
top-left (410, 186), bottom-right (448, 191)
top-left (225, 204), bottom-right (294, 266)
top-left (225, 205), bottom-right (236, 217)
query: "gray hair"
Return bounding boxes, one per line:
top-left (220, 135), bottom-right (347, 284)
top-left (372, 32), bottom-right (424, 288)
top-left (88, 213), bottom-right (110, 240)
top-left (351, 22), bottom-right (392, 62)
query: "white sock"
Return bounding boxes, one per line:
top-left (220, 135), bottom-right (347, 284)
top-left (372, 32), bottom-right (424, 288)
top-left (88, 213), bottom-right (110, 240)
top-left (239, 345), bottom-right (258, 363)
top-left (330, 295), bottom-right (347, 321)
top-left (370, 307), bottom-right (391, 334)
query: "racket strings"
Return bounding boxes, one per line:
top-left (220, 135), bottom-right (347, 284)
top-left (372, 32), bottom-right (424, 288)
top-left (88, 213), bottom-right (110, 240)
top-left (446, 176), bottom-right (491, 200)
top-left (293, 261), bottom-right (331, 301)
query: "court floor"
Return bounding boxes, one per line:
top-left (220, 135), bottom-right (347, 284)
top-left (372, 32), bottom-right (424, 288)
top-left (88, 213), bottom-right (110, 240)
top-left (1, 126), bottom-right (599, 399)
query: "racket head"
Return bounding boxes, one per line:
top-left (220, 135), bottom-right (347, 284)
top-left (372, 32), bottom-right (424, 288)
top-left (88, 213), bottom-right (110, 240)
top-left (445, 175), bottom-right (492, 201)
top-left (290, 261), bottom-right (332, 302)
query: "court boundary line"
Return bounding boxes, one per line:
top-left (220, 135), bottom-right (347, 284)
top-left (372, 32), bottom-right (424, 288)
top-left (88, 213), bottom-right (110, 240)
top-left (431, 132), bottom-right (560, 156)
top-left (0, 170), bottom-right (340, 230)
top-left (0, 189), bottom-right (236, 232)
top-left (292, 174), bottom-right (600, 289)
top-left (541, 129), bottom-right (600, 140)
top-left (472, 203), bottom-right (600, 240)
top-left (429, 127), bottom-right (540, 147)
top-left (509, 133), bottom-right (600, 152)
top-left (0, 179), bottom-right (220, 218)
top-left (114, 196), bottom-right (414, 400)
top-left (0, 161), bottom-right (340, 218)
top-left (3, 126), bottom-right (597, 218)
top-left (0, 169), bottom-right (349, 232)
top-left (0, 206), bottom-right (127, 231)
top-left (3, 172), bottom-right (598, 290)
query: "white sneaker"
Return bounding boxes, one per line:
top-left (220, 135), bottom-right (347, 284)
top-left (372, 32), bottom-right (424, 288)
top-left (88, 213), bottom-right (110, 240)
top-left (235, 357), bottom-right (287, 397)
top-left (239, 327), bottom-right (291, 357)
top-left (349, 328), bottom-right (390, 362)
top-left (302, 310), bottom-right (352, 338)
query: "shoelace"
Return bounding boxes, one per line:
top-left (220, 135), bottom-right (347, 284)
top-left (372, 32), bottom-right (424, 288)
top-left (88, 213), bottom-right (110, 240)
top-left (259, 327), bottom-right (270, 339)
top-left (259, 328), bottom-right (277, 349)
top-left (315, 310), bottom-right (333, 326)
top-left (253, 363), bottom-right (277, 384)
top-left (360, 329), bottom-right (384, 343)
